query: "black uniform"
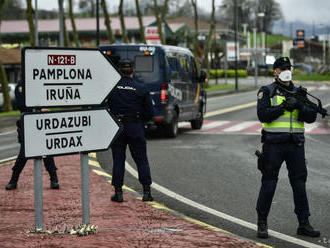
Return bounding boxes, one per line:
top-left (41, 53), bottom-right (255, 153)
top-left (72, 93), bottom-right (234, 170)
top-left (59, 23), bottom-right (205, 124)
top-left (5, 81), bottom-right (58, 190)
top-left (108, 75), bottom-right (154, 188)
top-left (256, 81), bottom-right (316, 219)
top-left (255, 76), bottom-right (320, 238)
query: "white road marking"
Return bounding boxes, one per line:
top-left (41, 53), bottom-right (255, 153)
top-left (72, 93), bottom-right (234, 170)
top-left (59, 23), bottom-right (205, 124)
top-left (0, 130), bottom-right (16, 136)
top-left (125, 161), bottom-right (325, 248)
top-left (201, 120), bottom-right (230, 130)
top-left (222, 121), bottom-right (258, 132)
top-left (0, 156), bottom-right (17, 164)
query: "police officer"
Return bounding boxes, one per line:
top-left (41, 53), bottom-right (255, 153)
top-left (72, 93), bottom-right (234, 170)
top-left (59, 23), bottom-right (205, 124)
top-left (107, 59), bottom-right (154, 202)
top-left (5, 80), bottom-right (59, 190)
top-left (255, 57), bottom-right (320, 238)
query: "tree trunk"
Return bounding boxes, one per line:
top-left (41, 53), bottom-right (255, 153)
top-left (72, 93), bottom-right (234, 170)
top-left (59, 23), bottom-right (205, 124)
top-left (63, 14), bottom-right (70, 47)
top-left (101, 0), bottom-right (114, 43)
top-left (153, 0), bottom-right (165, 44)
top-left (204, 0), bottom-right (215, 86)
top-left (26, 0), bottom-right (35, 46)
top-left (191, 0), bottom-right (198, 56)
top-left (135, 0), bottom-right (146, 43)
top-left (68, 0), bottom-right (79, 47)
top-left (119, 0), bottom-right (128, 43)
top-left (0, 0), bottom-right (12, 112)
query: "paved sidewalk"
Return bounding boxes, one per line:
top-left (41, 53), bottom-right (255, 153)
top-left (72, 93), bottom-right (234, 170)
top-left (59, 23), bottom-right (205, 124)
top-left (0, 154), bottom-right (262, 248)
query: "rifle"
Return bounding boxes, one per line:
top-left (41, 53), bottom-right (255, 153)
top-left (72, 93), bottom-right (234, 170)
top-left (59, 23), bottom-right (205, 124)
top-left (276, 84), bottom-right (328, 118)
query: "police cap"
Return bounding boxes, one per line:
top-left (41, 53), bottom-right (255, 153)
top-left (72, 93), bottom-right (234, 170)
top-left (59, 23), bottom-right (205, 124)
top-left (119, 59), bottom-right (134, 75)
top-left (273, 57), bottom-right (292, 70)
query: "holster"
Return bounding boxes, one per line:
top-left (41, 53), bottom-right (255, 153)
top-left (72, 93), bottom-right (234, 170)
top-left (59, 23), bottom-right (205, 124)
top-left (255, 150), bottom-right (266, 174)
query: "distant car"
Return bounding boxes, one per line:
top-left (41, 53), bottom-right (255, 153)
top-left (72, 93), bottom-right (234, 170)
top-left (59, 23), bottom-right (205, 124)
top-left (0, 83), bottom-right (16, 109)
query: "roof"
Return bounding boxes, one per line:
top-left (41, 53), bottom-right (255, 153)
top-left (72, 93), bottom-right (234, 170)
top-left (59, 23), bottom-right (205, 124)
top-left (168, 23), bottom-right (187, 33)
top-left (0, 16), bottom-right (156, 34)
top-left (166, 17), bottom-right (225, 31)
top-left (0, 48), bottom-right (21, 64)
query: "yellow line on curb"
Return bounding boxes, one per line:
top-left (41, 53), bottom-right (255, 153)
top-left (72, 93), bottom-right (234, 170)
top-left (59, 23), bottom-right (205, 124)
top-left (92, 169), bottom-right (111, 178)
top-left (205, 101), bottom-right (257, 118)
top-left (89, 160), bottom-right (100, 167)
top-left (89, 153), bottom-right (97, 158)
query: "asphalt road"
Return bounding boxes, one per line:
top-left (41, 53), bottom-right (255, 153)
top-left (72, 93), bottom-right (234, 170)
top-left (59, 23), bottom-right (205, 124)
top-left (97, 84), bottom-right (330, 248)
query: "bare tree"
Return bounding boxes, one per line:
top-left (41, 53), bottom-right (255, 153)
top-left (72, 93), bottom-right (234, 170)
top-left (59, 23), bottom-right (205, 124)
top-left (0, 0), bottom-right (12, 112)
top-left (63, 13), bottom-right (70, 46)
top-left (101, 0), bottom-right (115, 43)
top-left (204, 0), bottom-right (215, 83)
top-left (191, 0), bottom-right (198, 56)
top-left (135, 0), bottom-right (146, 43)
top-left (68, 0), bottom-right (79, 47)
top-left (26, 0), bottom-right (35, 46)
top-left (119, 0), bottom-right (128, 43)
top-left (153, 0), bottom-right (165, 44)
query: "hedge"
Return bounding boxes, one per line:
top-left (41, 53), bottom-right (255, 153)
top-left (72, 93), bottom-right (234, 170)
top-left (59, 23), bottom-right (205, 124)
top-left (209, 69), bottom-right (248, 79)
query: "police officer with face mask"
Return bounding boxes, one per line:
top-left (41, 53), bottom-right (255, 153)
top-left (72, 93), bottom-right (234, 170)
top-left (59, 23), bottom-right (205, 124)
top-left (255, 57), bottom-right (320, 239)
top-left (5, 80), bottom-right (59, 190)
top-left (107, 59), bottom-right (154, 202)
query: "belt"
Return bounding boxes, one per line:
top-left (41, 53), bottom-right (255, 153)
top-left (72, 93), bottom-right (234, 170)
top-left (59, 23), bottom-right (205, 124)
top-left (116, 113), bottom-right (142, 123)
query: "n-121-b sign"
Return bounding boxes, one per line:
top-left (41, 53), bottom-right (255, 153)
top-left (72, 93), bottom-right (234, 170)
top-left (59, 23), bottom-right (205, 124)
top-left (23, 47), bottom-right (121, 107)
top-left (23, 109), bottom-right (121, 158)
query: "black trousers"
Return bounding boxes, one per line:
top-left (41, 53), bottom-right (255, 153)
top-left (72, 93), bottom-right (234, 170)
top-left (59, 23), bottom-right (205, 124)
top-left (256, 142), bottom-right (310, 219)
top-left (12, 144), bottom-right (57, 175)
top-left (111, 122), bottom-right (152, 187)
top-left (13, 117), bottom-right (57, 175)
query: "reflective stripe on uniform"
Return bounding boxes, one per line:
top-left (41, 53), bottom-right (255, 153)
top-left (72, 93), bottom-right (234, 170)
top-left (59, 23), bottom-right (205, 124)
top-left (262, 94), bottom-right (304, 133)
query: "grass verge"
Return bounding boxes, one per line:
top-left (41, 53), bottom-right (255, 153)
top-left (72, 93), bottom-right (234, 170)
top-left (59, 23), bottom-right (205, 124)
top-left (0, 111), bottom-right (20, 117)
top-left (204, 84), bottom-right (235, 91)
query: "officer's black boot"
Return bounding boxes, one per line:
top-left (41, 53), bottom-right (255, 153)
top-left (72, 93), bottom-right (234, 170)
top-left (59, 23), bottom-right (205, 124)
top-left (297, 219), bottom-right (320, 237)
top-left (5, 170), bottom-right (20, 190)
top-left (111, 186), bottom-right (123, 202)
top-left (49, 170), bottom-right (59, 189)
top-left (257, 216), bottom-right (269, 239)
top-left (142, 185), bottom-right (153, 202)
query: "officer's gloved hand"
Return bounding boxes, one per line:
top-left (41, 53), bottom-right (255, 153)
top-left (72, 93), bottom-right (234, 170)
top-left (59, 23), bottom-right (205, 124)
top-left (281, 97), bottom-right (299, 112)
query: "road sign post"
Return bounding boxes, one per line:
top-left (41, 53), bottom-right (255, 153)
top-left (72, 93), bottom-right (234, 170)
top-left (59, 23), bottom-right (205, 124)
top-left (22, 47), bottom-right (122, 230)
top-left (81, 152), bottom-right (90, 225)
top-left (34, 158), bottom-right (43, 230)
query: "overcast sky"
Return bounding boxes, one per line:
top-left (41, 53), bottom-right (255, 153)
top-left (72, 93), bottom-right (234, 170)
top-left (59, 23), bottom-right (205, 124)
top-left (33, 0), bottom-right (330, 26)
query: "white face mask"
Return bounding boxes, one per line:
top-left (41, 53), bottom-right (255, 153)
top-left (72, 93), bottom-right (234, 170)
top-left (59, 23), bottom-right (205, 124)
top-left (278, 70), bottom-right (292, 82)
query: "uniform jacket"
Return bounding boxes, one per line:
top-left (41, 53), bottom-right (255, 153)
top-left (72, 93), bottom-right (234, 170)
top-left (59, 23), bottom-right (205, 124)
top-left (107, 76), bottom-right (154, 122)
top-left (257, 80), bottom-right (317, 144)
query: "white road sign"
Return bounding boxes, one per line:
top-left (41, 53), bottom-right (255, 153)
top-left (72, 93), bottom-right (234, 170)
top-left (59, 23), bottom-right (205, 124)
top-left (23, 47), bottom-right (121, 107)
top-left (23, 109), bottom-right (121, 157)
top-left (226, 42), bottom-right (240, 61)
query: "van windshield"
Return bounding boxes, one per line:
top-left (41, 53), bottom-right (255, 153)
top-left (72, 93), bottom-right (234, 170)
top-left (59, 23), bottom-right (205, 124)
top-left (107, 50), bottom-right (163, 84)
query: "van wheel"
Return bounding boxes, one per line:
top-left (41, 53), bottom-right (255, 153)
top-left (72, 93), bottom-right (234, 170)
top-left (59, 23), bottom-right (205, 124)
top-left (164, 112), bottom-right (178, 138)
top-left (191, 110), bottom-right (203, 130)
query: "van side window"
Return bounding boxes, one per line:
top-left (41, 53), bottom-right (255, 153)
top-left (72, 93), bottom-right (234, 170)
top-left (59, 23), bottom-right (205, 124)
top-left (167, 57), bottom-right (178, 71)
top-left (178, 55), bottom-right (190, 82)
top-left (191, 57), bottom-right (198, 82)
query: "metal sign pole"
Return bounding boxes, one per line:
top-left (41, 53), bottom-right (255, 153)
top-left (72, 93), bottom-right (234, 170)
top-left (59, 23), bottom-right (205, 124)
top-left (80, 152), bottom-right (90, 224)
top-left (34, 158), bottom-right (43, 230)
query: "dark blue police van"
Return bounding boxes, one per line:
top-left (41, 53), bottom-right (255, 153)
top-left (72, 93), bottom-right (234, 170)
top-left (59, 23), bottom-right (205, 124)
top-left (99, 44), bottom-right (206, 138)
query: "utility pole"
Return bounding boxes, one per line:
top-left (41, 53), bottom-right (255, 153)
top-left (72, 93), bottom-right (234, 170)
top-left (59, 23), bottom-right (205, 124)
top-left (234, 0), bottom-right (238, 91)
top-left (58, 0), bottom-right (64, 47)
top-left (96, 0), bottom-right (100, 47)
top-left (34, 0), bottom-right (38, 46)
